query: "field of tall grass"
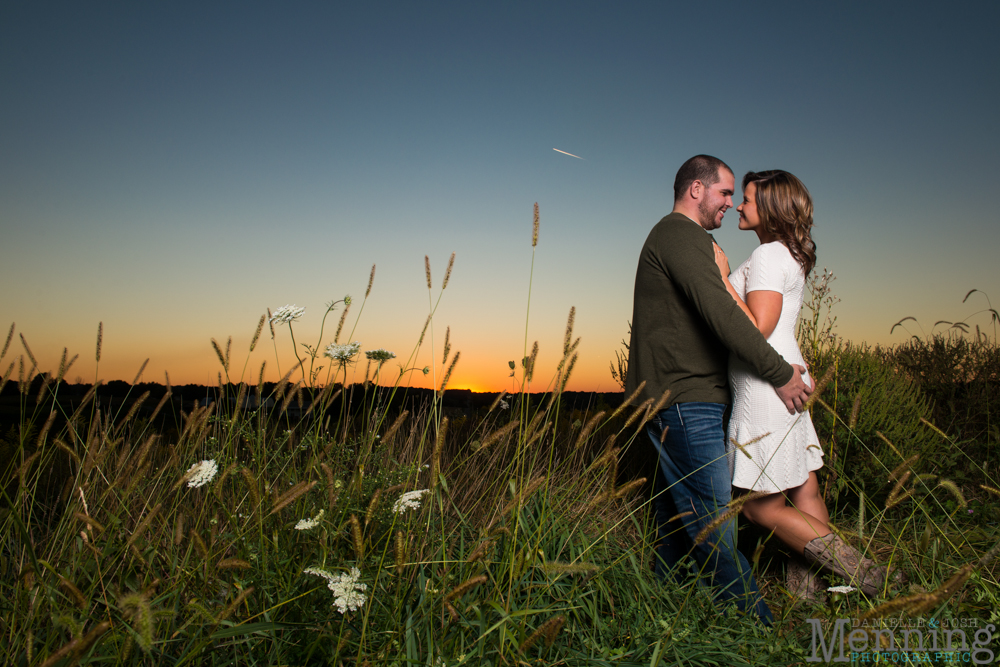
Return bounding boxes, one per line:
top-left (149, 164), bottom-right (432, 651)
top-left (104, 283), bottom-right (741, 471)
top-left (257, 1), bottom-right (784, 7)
top-left (2, 212), bottom-right (999, 666)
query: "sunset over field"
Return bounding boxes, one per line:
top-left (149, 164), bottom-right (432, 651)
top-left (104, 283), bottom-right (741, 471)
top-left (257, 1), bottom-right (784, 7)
top-left (3, 2), bottom-right (998, 391)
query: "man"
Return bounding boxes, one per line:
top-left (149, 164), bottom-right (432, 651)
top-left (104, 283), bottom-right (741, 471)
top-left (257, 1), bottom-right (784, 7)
top-left (625, 154), bottom-right (812, 623)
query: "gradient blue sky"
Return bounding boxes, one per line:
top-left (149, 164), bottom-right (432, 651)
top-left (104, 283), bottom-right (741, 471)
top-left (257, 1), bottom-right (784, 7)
top-left (2, 2), bottom-right (998, 391)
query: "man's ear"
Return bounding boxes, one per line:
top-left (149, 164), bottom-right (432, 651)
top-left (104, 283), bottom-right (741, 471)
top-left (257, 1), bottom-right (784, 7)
top-left (689, 179), bottom-right (703, 200)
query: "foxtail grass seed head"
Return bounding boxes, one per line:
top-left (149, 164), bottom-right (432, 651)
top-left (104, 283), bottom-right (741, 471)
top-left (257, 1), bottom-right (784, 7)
top-left (532, 202), bottom-right (539, 247)
top-left (418, 314), bottom-right (431, 345)
top-left (36, 410), bottom-right (56, 448)
top-left (621, 398), bottom-right (654, 432)
top-left (217, 586), bottom-right (254, 623)
top-left (802, 363), bottom-right (835, 412)
top-left (445, 575), bottom-right (488, 601)
top-left (885, 471), bottom-right (914, 509)
top-left (217, 558), bottom-right (252, 570)
top-left (876, 431), bottom-right (905, 460)
top-left (613, 381), bottom-right (646, 419)
top-left (848, 394), bottom-right (862, 428)
top-left (119, 592), bottom-right (153, 653)
top-left (981, 484), bottom-right (1000, 498)
top-left (250, 314), bottom-right (266, 351)
top-left (56, 348), bottom-right (67, 382)
top-left (488, 391), bottom-right (508, 412)
top-left (35, 375), bottom-right (52, 405)
top-left (442, 251), bottom-right (455, 289)
top-left (365, 488), bottom-right (382, 526)
top-left (269, 304), bottom-right (305, 325)
top-left (478, 420), bottom-right (519, 453)
top-left (304, 567), bottom-right (368, 614)
top-left (919, 417), bottom-right (951, 440)
top-left (574, 410), bottom-right (606, 450)
top-left (442, 326), bottom-right (450, 365)
top-left (907, 564), bottom-right (975, 616)
top-left (520, 614), bottom-right (565, 654)
top-left (269, 479), bottom-right (317, 516)
top-left (130, 358), bottom-right (149, 385)
top-left (366, 263), bottom-right (376, 298)
top-left (888, 454), bottom-right (920, 483)
top-left (1, 322), bottom-right (13, 359)
top-left (393, 489), bottom-right (430, 514)
top-left (383, 409), bottom-right (409, 442)
top-left (394, 530), bottom-right (406, 567)
top-left (439, 350), bottom-right (460, 395)
top-left (645, 388), bottom-right (672, 423)
top-left (424, 255), bottom-right (432, 289)
top-left (186, 460), bottom-right (219, 488)
top-left (20, 333), bottom-right (38, 368)
top-left (523, 341), bottom-right (538, 381)
top-left (692, 491), bottom-right (768, 546)
top-left (559, 352), bottom-right (578, 393)
top-left (121, 392), bottom-right (150, 426)
top-left (563, 307), bottom-right (576, 355)
top-left (936, 479), bottom-right (967, 508)
top-left (0, 361), bottom-right (13, 394)
top-left (95, 322), bottom-right (103, 362)
top-left (350, 514), bottom-right (364, 560)
top-left (295, 509), bottom-right (325, 531)
top-left (325, 341), bottom-right (361, 363)
top-left (431, 417), bottom-right (448, 487)
top-left (334, 301), bottom-right (351, 343)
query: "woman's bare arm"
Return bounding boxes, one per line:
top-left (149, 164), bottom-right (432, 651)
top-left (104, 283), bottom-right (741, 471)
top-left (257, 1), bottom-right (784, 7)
top-left (714, 243), bottom-right (759, 327)
top-left (714, 243), bottom-right (783, 337)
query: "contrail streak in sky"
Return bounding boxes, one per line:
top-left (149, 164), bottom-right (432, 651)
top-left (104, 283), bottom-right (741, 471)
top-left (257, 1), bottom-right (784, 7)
top-left (552, 148), bottom-right (584, 160)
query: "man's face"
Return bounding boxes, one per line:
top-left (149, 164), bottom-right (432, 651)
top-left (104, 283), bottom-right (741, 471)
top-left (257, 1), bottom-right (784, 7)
top-left (696, 169), bottom-right (735, 230)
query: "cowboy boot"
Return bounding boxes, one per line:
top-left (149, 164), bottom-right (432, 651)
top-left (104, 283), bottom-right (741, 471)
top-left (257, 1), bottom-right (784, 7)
top-left (786, 554), bottom-right (825, 603)
top-left (802, 533), bottom-right (891, 596)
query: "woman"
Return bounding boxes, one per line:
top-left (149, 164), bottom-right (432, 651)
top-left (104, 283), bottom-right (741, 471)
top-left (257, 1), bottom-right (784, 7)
top-left (714, 170), bottom-right (892, 598)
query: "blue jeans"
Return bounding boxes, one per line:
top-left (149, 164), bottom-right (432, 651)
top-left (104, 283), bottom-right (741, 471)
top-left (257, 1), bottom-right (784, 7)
top-left (648, 403), bottom-right (772, 624)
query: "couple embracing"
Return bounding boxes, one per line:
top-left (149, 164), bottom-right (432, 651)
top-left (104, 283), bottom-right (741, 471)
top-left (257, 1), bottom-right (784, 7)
top-left (626, 155), bottom-right (895, 624)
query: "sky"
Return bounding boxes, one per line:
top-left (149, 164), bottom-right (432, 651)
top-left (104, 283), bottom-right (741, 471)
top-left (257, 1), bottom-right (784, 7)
top-left (2, 1), bottom-right (998, 393)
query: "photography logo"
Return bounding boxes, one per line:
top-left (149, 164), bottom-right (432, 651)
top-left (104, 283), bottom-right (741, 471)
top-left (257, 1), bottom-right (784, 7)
top-left (805, 617), bottom-right (995, 664)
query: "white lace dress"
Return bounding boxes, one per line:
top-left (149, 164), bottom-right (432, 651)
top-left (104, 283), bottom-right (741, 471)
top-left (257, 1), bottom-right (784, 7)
top-left (727, 242), bottom-right (823, 493)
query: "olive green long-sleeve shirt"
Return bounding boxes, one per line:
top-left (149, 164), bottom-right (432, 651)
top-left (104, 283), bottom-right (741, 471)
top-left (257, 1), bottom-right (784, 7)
top-left (624, 212), bottom-right (793, 406)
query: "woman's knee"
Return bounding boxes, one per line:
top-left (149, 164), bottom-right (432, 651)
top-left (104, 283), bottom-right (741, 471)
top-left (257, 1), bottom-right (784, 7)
top-left (741, 498), bottom-right (772, 526)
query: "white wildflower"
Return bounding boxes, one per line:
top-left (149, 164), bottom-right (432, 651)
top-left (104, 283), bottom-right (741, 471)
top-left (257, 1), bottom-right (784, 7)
top-left (304, 567), bottom-right (367, 614)
top-left (826, 585), bottom-right (857, 594)
top-left (365, 348), bottom-right (396, 362)
top-left (186, 459), bottom-right (218, 488)
top-left (393, 489), bottom-right (430, 514)
top-left (500, 399), bottom-right (509, 410)
top-left (295, 509), bottom-right (325, 531)
top-left (269, 304), bottom-right (306, 325)
top-left (325, 341), bottom-right (361, 362)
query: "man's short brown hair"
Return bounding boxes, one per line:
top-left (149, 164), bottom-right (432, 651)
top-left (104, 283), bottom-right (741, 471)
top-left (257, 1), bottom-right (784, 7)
top-left (673, 155), bottom-right (733, 202)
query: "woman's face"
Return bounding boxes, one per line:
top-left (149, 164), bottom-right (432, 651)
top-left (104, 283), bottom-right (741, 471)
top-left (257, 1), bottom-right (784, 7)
top-left (737, 181), bottom-right (760, 232)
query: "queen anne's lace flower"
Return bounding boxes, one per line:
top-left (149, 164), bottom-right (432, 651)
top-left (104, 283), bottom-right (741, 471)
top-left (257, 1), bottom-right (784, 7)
top-left (826, 585), bottom-right (856, 594)
top-left (393, 489), bottom-right (430, 514)
top-left (186, 460), bottom-right (218, 488)
top-left (365, 348), bottom-right (396, 362)
top-left (295, 509), bottom-right (325, 531)
top-left (304, 567), bottom-right (367, 614)
top-left (270, 304), bottom-right (306, 324)
top-left (325, 341), bottom-right (361, 362)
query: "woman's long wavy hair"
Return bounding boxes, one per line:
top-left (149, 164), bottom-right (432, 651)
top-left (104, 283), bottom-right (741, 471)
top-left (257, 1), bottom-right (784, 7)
top-left (743, 170), bottom-right (816, 276)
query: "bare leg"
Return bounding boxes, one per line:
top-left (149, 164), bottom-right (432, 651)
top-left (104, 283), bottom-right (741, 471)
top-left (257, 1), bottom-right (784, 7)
top-left (785, 472), bottom-right (830, 526)
top-left (740, 489), bottom-right (831, 554)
